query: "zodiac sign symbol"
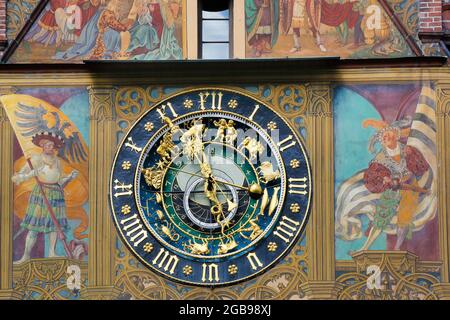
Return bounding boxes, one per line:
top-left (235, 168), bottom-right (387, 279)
top-left (218, 235), bottom-right (238, 254)
top-left (142, 167), bottom-right (164, 189)
top-left (214, 119), bottom-right (238, 145)
top-left (268, 186), bottom-right (280, 217)
top-left (259, 188), bottom-right (269, 216)
top-left (238, 137), bottom-right (265, 160)
top-left (157, 131), bottom-right (178, 164)
top-left (183, 238), bottom-right (210, 255)
top-left (257, 161), bottom-right (281, 183)
top-left (239, 218), bottom-right (263, 241)
top-left (157, 221), bottom-right (180, 242)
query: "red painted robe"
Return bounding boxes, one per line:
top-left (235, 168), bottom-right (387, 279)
top-left (38, 0), bottom-right (67, 31)
top-left (75, 0), bottom-right (101, 36)
top-left (364, 145), bottom-right (429, 228)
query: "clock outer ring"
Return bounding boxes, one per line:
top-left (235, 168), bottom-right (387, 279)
top-left (109, 87), bottom-right (313, 287)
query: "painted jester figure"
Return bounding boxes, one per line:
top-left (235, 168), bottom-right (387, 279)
top-left (358, 118), bottom-right (430, 252)
top-left (12, 132), bottom-right (79, 264)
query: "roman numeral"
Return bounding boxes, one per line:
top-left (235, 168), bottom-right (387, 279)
top-left (120, 214), bottom-right (148, 247)
top-left (152, 248), bottom-right (179, 275)
top-left (113, 179), bottom-right (133, 197)
top-left (199, 91), bottom-right (223, 110)
top-left (156, 102), bottom-right (178, 119)
top-left (249, 104), bottom-right (260, 121)
top-left (247, 252), bottom-right (263, 270)
top-left (202, 263), bottom-right (220, 282)
top-left (277, 135), bottom-right (296, 152)
top-left (288, 177), bottom-right (308, 195)
top-left (274, 216), bottom-right (300, 243)
top-left (125, 136), bottom-right (142, 153)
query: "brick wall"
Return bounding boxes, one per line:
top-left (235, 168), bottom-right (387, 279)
top-left (443, 2), bottom-right (450, 31)
top-left (420, 0), bottom-right (443, 33)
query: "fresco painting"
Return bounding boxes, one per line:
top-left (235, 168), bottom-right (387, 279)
top-left (334, 84), bottom-right (439, 261)
top-left (0, 89), bottom-right (89, 264)
top-left (245, 0), bottom-right (414, 58)
top-left (10, 0), bottom-right (184, 63)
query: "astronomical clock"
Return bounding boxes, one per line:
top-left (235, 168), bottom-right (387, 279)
top-left (109, 88), bottom-right (312, 286)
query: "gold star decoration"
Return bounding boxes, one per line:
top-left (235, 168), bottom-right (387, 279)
top-left (228, 99), bottom-right (238, 109)
top-left (143, 242), bottom-right (153, 253)
top-left (228, 264), bottom-right (238, 275)
top-left (183, 265), bottom-right (193, 276)
top-left (183, 99), bottom-right (193, 109)
top-left (267, 242), bottom-right (278, 252)
top-left (121, 205), bottom-right (131, 215)
top-left (290, 203), bottom-right (300, 213)
top-left (122, 161), bottom-right (131, 170)
top-left (267, 121), bottom-right (277, 131)
top-left (144, 122), bottom-right (154, 132)
top-left (290, 159), bottom-right (300, 169)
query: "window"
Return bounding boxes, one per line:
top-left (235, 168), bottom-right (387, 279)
top-left (199, 0), bottom-right (232, 59)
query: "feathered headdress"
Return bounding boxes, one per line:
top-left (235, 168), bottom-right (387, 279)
top-left (362, 116), bottom-right (412, 153)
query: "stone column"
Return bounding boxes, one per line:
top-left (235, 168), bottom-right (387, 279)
top-left (300, 83), bottom-right (340, 299)
top-left (0, 87), bottom-right (20, 300)
top-left (233, 0), bottom-right (246, 59)
top-left (435, 81), bottom-right (450, 297)
top-left (81, 86), bottom-right (119, 299)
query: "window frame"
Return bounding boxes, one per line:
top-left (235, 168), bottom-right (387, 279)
top-left (198, 0), bottom-right (233, 59)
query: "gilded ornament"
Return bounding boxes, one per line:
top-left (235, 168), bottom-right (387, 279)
top-left (183, 265), bottom-right (193, 276)
top-left (267, 242), bottom-right (278, 252)
top-left (227, 99), bottom-right (238, 109)
top-left (257, 161), bottom-right (281, 183)
top-left (121, 205), bottom-right (131, 215)
top-left (183, 99), bottom-right (193, 109)
top-left (228, 264), bottom-right (238, 275)
top-left (267, 121), bottom-right (277, 131)
top-left (268, 187), bottom-right (280, 216)
top-left (290, 159), bottom-right (300, 169)
top-left (143, 242), bottom-right (154, 253)
top-left (290, 203), bottom-right (300, 213)
top-left (122, 161), bottom-right (131, 170)
top-left (144, 122), bottom-right (154, 132)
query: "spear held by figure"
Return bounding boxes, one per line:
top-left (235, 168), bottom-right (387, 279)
top-left (1, 97), bottom-right (89, 264)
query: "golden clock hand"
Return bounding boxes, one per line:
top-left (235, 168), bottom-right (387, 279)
top-left (210, 176), bottom-right (238, 212)
top-left (166, 165), bottom-right (263, 198)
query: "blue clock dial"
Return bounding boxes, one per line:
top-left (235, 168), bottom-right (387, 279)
top-left (110, 88), bottom-right (311, 286)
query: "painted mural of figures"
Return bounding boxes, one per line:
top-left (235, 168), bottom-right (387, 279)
top-left (280, 0), bottom-right (305, 53)
top-left (304, 0), bottom-right (326, 52)
top-left (26, 0), bottom-right (100, 47)
top-left (358, 118), bottom-right (430, 251)
top-left (361, 0), bottom-right (402, 56)
top-left (335, 85), bottom-right (437, 254)
top-left (89, 0), bottom-right (135, 59)
top-left (26, 0), bottom-right (68, 46)
top-left (56, 0), bottom-right (180, 61)
top-left (126, 0), bottom-right (161, 56)
top-left (133, 0), bottom-right (183, 60)
top-left (246, 0), bottom-right (279, 57)
top-left (12, 133), bottom-right (78, 264)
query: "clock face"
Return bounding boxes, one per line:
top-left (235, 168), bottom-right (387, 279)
top-left (110, 88), bottom-right (311, 286)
